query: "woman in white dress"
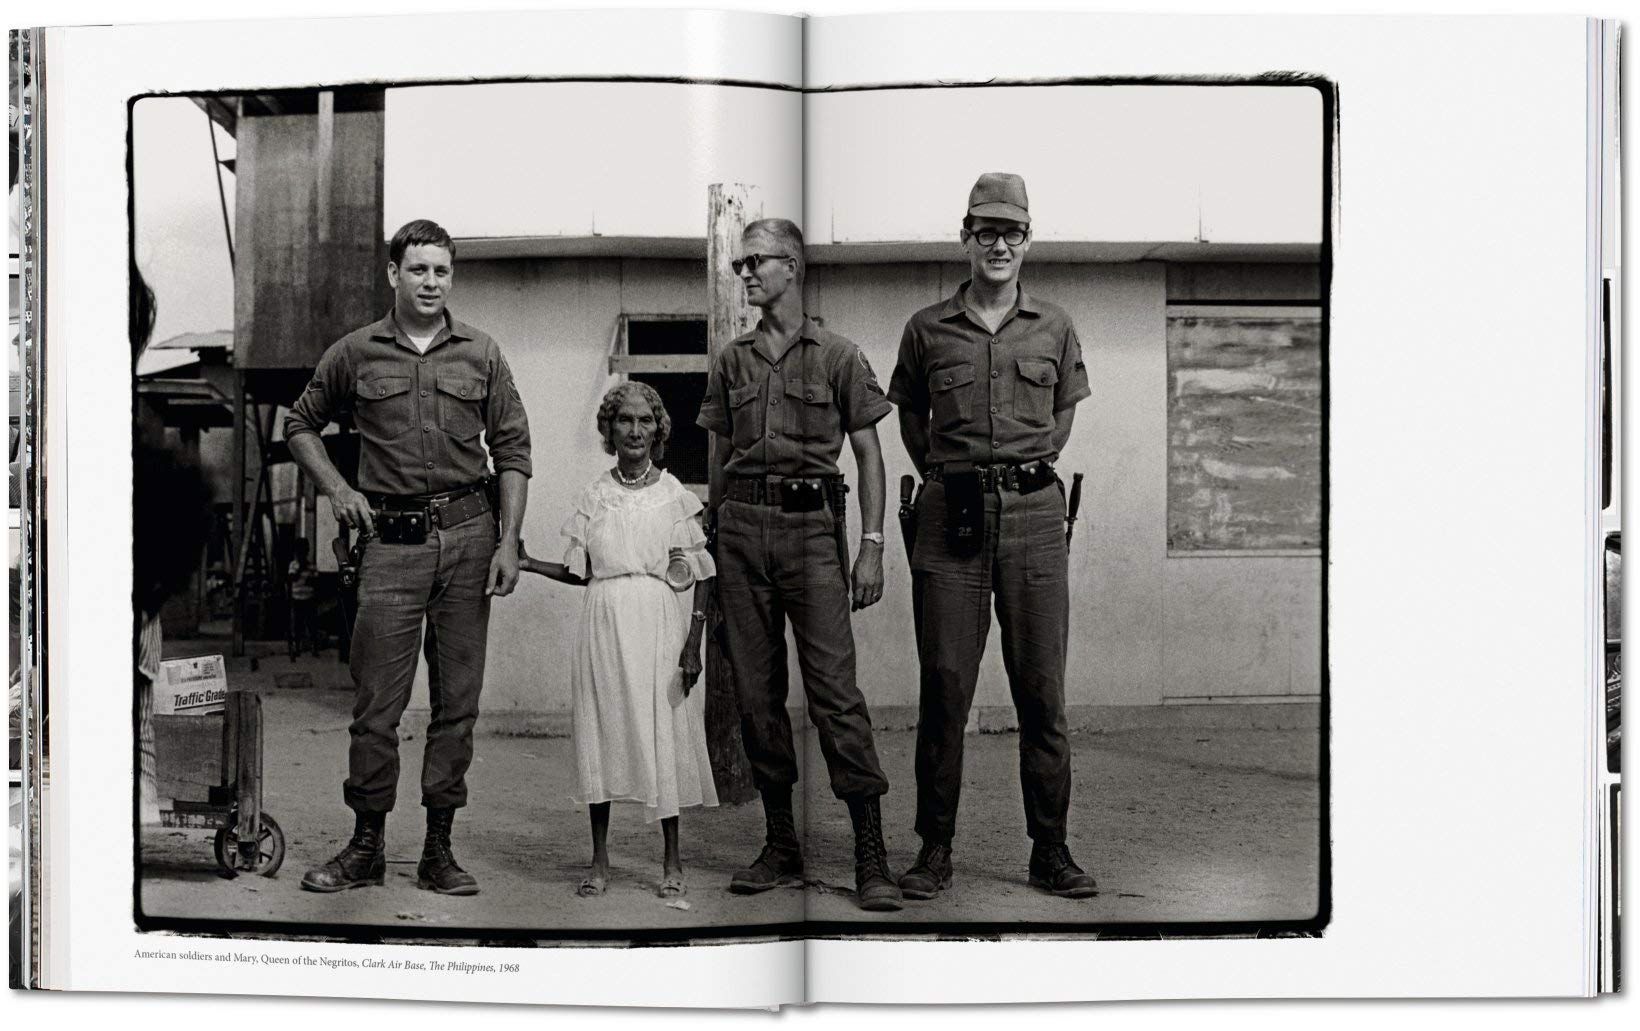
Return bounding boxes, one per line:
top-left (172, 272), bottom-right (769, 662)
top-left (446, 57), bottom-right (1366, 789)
top-left (519, 382), bottom-right (717, 898)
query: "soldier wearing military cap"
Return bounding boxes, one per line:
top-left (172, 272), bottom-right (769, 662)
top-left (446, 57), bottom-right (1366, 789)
top-left (889, 173), bottom-right (1098, 900)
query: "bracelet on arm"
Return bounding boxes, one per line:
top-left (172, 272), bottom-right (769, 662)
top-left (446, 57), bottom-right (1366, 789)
top-left (859, 532), bottom-right (886, 547)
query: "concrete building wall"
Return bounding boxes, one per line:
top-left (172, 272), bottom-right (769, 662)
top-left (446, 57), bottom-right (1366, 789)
top-left (395, 256), bottom-right (1321, 720)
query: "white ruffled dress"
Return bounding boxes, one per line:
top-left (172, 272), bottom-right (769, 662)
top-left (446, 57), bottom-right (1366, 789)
top-left (561, 470), bottom-right (720, 821)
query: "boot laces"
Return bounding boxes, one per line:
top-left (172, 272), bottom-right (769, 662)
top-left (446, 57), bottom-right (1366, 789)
top-left (914, 841), bottom-right (951, 875)
top-left (1036, 842), bottom-right (1076, 876)
top-left (752, 842), bottom-right (797, 872)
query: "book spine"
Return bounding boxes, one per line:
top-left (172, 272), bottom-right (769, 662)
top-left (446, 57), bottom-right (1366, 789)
top-left (9, 24), bottom-right (47, 994)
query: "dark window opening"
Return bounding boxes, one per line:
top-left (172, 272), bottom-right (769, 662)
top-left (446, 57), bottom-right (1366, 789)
top-left (619, 316), bottom-right (709, 486)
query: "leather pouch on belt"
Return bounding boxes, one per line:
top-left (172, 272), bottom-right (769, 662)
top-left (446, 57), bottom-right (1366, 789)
top-left (778, 478), bottom-right (828, 513)
top-left (1015, 460), bottom-right (1057, 495)
top-left (377, 510), bottom-right (428, 545)
top-left (942, 464), bottom-right (984, 558)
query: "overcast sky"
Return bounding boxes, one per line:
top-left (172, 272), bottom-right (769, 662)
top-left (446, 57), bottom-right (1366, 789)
top-left (808, 85), bottom-right (1321, 245)
top-left (133, 81), bottom-right (1317, 344)
top-left (133, 82), bottom-right (802, 346)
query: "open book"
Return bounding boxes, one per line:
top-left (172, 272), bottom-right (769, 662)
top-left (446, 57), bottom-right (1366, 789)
top-left (7, 8), bottom-right (1622, 1008)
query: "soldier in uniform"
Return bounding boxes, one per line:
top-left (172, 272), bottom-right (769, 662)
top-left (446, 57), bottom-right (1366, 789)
top-left (285, 219), bottom-right (532, 897)
top-left (697, 217), bottom-right (902, 911)
top-left (889, 174), bottom-right (1098, 900)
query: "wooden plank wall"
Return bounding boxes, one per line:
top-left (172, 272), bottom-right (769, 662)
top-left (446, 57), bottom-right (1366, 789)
top-left (234, 91), bottom-right (387, 378)
top-left (1166, 309), bottom-right (1322, 552)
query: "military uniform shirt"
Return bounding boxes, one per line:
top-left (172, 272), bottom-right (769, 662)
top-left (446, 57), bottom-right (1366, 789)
top-left (698, 316), bottom-right (892, 478)
top-left (888, 283), bottom-right (1090, 466)
top-left (284, 310), bottom-right (533, 496)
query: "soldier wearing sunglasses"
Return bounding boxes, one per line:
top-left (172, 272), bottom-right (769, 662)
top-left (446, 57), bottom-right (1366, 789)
top-left (698, 218), bottom-right (903, 911)
top-left (888, 173), bottom-right (1098, 901)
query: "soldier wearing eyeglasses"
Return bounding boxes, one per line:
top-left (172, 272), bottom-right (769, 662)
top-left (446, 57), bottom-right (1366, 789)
top-left (696, 218), bottom-right (903, 911)
top-left (888, 173), bottom-right (1098, 900)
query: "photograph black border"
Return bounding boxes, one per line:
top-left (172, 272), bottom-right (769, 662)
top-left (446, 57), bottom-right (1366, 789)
top-left (129, 71), bottom-right (1334, 947)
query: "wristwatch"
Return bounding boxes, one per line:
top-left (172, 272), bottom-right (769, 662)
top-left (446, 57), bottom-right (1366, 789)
top-left (860, 532), bottom-right (886, 547)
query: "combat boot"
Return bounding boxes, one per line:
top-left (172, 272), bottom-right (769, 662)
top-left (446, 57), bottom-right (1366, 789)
top-left (898, 838), bottom-right (953, 900)
top-left (416, 806), bottom-right (479, 896)
top-left (301, 810), bottom-right (386, 892)
top-left (847, 797), bottom-right (903, 912)
top-left (730, 788), bottom-right (804, 894)
top-left (1028, 841), bottom-right (1098, 898)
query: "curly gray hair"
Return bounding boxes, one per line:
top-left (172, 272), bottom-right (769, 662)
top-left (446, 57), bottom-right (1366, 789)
top-left (596, 380), bottom-right (670, 460)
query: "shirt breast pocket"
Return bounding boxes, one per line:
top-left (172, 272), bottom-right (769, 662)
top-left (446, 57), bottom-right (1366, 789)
top-left (436, 374), bottom-right (488, 441)
top-left (354, 375), bottom-right (414, 440)
top-left (728, 382), bottom-right (764, 450)
top-left (1014, 357), bottom-right (1059, 428)
top-left (785, 380), bottom-right (839, 443)
top-left (928, 363), bottom-right (976, 434)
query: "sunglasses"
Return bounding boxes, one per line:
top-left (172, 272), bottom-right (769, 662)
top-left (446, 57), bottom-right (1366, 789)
top-left (732, 253), bottom-right (794, 275)
top-left (969, 228), bottom-right (1028, 247)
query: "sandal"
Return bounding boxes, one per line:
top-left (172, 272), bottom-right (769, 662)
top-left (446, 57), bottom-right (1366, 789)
top-left (658, 874), bottom-right (687, 899)
top-left (577, 874), bottom-right (607, 898)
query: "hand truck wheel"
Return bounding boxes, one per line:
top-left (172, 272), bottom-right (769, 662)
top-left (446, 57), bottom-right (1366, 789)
top-left (214, 812), bottom-right (286, 876)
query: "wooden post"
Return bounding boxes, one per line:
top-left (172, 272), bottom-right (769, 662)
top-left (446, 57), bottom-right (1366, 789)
top-left (705, 183), bottom-right (761, 805)
top-left (230, 370), bottom-right (246, 657)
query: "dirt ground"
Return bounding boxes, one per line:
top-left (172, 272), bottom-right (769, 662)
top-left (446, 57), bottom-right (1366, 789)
top-left (138, 660), bottom-right (1321, 940)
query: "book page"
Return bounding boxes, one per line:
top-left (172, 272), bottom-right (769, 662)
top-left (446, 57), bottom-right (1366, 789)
top-left (801, 11), bottom-right (1596, 1001)
top-left (35, 8), bottom-right (807, 1007)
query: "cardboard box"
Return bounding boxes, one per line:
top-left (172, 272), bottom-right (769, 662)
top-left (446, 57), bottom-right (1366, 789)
top-left (153, 654), bottom-right (228, 715)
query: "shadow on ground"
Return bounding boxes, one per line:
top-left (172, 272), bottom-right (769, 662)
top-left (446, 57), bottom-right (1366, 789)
top-left (138, 657), bottom-right (1321, 940)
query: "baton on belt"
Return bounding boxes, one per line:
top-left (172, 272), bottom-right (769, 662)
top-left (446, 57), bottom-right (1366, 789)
top-left (1065, 472), bottom-right (1085, 547)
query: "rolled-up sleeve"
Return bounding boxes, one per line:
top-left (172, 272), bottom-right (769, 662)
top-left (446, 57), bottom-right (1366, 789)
top-left (696, 351), bottom-right (731, 437)
top-left (484, 348), bottom-right (533, 478)
top-left (886, 321), bottom-right (927, 412)
top-left (838, 345), bottom-right (892, 433)
top-left (1055, 322), bottom-right (1092, 410)
top-left (283, 341), bottom-right (351, 442)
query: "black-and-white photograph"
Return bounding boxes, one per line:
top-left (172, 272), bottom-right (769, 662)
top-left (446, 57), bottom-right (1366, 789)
top-left (130, 76), bottom-right (1328, 943)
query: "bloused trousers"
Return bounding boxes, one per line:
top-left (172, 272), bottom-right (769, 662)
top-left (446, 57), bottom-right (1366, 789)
top-left (715, 499), bottom-right (889, 800)
top-left (343, 516), bottom-right (496, 813)
top-left (911, 477), bottom-right (1072, 845)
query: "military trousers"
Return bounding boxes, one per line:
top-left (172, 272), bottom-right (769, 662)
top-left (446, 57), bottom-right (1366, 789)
top-left (910, 477), bottom-right (1073, 845)
top-left (343, 515), bottom-right (496, 813)
top-left (716, 498), bottom-right (890, 800)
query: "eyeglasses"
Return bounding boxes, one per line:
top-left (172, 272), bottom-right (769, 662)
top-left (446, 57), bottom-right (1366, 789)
top-left (732, 253), bottom-right (794, 275)
top-left (969, 228), bottom-right (1028, 247)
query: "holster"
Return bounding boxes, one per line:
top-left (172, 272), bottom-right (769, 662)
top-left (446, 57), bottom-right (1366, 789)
top-left (333, 530), bottom-right (371, 601)
top-left (942, 462), bottom-right (984, 559)
top-left (333, 534), bottom-right (360, 592)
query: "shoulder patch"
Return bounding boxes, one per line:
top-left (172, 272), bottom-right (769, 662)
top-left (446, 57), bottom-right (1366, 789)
top-left (856, 349), bottom-right (886, 394)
